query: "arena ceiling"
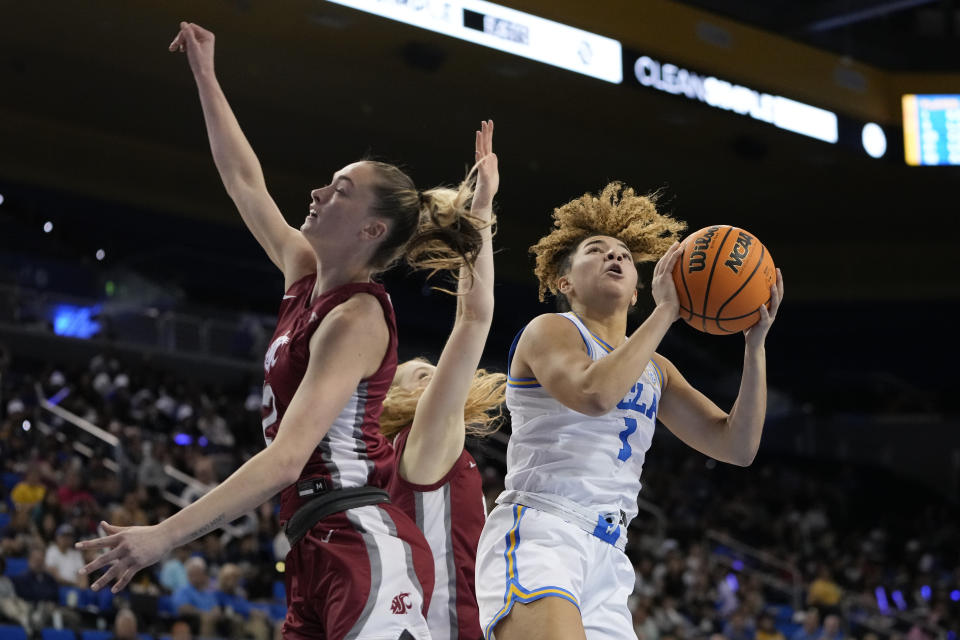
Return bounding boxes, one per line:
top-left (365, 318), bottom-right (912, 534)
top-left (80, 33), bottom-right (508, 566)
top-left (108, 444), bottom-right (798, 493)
top-left (0, 0), bottom-right (957, 302)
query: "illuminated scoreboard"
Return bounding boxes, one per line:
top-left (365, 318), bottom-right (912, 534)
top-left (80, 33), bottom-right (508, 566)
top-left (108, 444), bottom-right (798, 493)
top-left (326, 0), bottom-right (623, 83)
top-left (902, 94), bottom-right (960, 166)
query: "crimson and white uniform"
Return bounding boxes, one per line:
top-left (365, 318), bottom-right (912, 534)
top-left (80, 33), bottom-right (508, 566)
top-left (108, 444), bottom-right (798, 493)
top-left (389, 426), bottom-right (487, 640)
top-left (262, 274), bottom-right (434, 640)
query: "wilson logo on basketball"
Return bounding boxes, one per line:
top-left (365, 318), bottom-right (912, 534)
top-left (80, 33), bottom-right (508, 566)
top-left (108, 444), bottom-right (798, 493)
top-left (687, 225), bottom-right (721, 272)
top-left (724, 231), bottom-right (754, 274)
top-left (390, 592), bottom-right (412, 614)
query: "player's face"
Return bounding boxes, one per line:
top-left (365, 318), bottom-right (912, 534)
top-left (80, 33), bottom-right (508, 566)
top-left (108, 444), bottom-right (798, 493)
top-left (561, 235), bottom-right (638, 307)
top-left (302, 161), bottom-right (381, 245)
top-left (394, 360), bottom-right (435, 392)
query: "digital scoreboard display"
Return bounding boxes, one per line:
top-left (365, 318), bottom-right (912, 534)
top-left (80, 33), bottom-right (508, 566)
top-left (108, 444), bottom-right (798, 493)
top-left (327, 0), bottom-right (623, 83)
top-left (902, 94), bottom-right (960, 166)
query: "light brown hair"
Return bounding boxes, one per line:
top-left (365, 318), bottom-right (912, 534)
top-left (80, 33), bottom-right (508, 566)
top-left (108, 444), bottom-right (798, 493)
top-left (366, 162), bottom-right (492, 283)
top-left (530, 181), bottom-right (686, 304)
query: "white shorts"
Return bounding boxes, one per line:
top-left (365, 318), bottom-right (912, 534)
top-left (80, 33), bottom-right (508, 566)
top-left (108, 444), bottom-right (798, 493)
top-left (475, 503), bottom-right (637, 640)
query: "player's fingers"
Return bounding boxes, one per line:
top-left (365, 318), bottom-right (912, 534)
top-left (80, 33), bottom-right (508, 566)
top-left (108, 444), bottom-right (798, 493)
top-left (169, 32), bottom-right (183, 52)
top-left (78, 542), bottom-right (127, 577)
top-left (664, 241), bottom-right (683, 272)
top-left (776, 268), bottom-right (784, 299)
top-left (182, 22), bottom-right (200, 45)
top-left (91, 562), bottom-right (124, 592)
top-left (101, 522), bottom-right (127, 535)
top-left (76, 532), bottom-right (121, 552)
top-left (758, 301), bottom-right (770, 323)
top-left (114, 565), bottom-right (138, 593)
top-left (768, 286), bottom-right (780, 318)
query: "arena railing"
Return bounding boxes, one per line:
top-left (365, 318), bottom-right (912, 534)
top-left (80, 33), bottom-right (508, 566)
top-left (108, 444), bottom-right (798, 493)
top-left (34, 382), bottom-right (206, 509)
top-left (2, 283), bottom-right (273, 366)
top-left (706, 529), bottom-right (804, 612)
top-left (35, 381), bottom-right (263, 545)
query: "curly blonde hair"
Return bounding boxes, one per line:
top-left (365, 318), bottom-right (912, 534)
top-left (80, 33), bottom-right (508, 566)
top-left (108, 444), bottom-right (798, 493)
top-left (380, 359), bottom-right (506, 441)
top-left (530, 182), bottom-right (687, 302)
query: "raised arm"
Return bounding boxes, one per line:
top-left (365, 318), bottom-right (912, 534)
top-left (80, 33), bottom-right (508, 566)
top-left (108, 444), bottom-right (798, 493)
top-left (655, 269), bottom-right (783, 466)
top-left (77, 295), bottom-right (390, 592)
top-left (170, 22), bottom-right (313, 286)
top-left (399, 121), bottom-right (498, 485)
top-left (514, 242), bottom-right (684, 416)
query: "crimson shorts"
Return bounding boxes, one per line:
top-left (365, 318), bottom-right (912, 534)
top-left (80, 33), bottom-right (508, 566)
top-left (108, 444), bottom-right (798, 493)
top-left (282, 503), bottom-right (435, 640)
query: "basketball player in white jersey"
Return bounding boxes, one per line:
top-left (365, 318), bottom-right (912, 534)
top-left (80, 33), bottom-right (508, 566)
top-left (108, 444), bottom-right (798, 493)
top-left (474, 183), bottom-right (784, 640)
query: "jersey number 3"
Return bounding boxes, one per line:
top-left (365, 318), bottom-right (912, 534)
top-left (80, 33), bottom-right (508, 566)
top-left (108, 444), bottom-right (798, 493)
top-left (616, 383), bottom-right (657, 462)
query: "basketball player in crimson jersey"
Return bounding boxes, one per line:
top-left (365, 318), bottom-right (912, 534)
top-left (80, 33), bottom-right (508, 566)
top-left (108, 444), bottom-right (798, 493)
top-left (380, 121), bottom-right (503, 640)
top-left (78, 22), bottom-right (486, 640)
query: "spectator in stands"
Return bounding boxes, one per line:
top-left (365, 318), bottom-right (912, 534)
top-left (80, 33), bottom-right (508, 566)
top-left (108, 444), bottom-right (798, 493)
top-left (819, 614), bottom-right (843, 640)
top-left (137, 439), bottom-right (170, 491)
top-left (32, 489), bottom-right (63, 536)
top-left (121, 487), bottom-right (150, 527)
top-left (652, 595), bottom-right (688, 636)
top-left (0, 556), bottom-right (32, 632)
top-left (172, 556), bottom-right (223, 637)
top-left (755, 613), bottom-right (786, 640)
top-left (791, 609), bottom-right (820, 640)
top-left (13, 546), bottom-right (59, 604)
top-left (159, 546), bottom-right (190, 593)
top-left (198, 405), bottom-right (234, 448)
top-left (170, 617), bottom-right (194, 640)
top-left (1, 509), bottom-right (36, 555)
top-left (10, 466), bottom-right (46, 512)
top-left (722, 608), bottom-right (756, 640)
top-left (110, 608), bottom-right (139, 640)
top-left (45, 523), bottom-right (88, 588)
top-left (632, 601), bottom-right (660, 640)
top-left (57, 467), bottom-right (98, 510)
top-left (179, 456), bottom-right (215, 504)
top-left (807, 565), bottom-right (843, 614)
top-left (10, 545), bottom-right (81, 630)
top-left (214, 562), bottom-right (271, 640)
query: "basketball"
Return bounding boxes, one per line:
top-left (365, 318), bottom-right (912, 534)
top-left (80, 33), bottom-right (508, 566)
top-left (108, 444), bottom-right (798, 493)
top-left (671, 225), bottom-right (776, 335)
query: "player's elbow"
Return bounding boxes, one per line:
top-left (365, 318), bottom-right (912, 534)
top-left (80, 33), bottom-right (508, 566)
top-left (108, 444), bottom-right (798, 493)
top-left (271, 448), bottom-right (309, 487)
top-left (731, 450), bottom-right (757, 467)
top-left (727, 440), bottom-right (759, 467)
top-left (572, 391), bottom-right (616, 417)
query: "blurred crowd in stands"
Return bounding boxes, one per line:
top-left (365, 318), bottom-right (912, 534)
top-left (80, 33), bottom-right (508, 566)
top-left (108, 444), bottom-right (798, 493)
top-left (1, 349), bottom-right (957, 640)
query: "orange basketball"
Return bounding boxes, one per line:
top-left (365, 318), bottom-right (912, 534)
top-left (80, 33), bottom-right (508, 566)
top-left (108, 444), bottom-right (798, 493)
top-left (671, 225), bottom-right (776, 335)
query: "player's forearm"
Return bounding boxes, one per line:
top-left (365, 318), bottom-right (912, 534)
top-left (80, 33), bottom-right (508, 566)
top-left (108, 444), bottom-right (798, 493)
top-left (193, 70), bottom-right (268, 195)
top-left (456, 222), bottom-right (494, 323)
top-left (723, 344), bottom-right (767, 466)
top-left (581, 304), bottom-right (674, 411)
top-left (157, 447), bottom-right (293, 548)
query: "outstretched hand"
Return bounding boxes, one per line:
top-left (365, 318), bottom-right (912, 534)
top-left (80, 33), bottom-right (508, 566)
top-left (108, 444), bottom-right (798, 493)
top-left (168, 21), bottom-right (216, 77)
top-left (472, 120), bottom-right (498, 218)
top-left (744, 268), bottom-right (784, 348)
top-left (76, 521), bottom-right (173, 593)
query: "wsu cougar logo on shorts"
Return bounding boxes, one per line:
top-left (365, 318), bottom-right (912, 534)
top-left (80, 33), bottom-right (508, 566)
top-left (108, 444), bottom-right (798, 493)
top-left (389, 592), bottom-right (412, 615)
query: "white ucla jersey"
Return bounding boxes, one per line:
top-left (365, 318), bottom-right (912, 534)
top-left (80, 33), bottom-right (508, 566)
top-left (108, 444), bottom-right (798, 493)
top-left (504, 312), bottom-right (663, 529)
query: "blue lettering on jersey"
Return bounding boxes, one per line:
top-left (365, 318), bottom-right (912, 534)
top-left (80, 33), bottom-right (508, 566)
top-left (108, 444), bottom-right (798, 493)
top-left (616, 382), bottom-right (658, 420)
top-left (617, 417), bottom-right (637, 461)
top-left (616, 382), bottom-right (659, 462)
